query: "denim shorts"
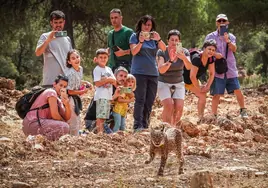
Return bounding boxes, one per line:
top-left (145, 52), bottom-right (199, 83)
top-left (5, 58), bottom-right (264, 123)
top-left (210, 77), bottom-right (240, 95)
top-left (96, 99), bottom-right (111, 119)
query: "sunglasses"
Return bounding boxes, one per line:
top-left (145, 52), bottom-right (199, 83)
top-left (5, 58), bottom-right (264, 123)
top-left (217, 19), bottom-right (227, 23)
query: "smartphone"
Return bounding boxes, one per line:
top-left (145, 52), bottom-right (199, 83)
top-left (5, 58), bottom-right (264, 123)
top-left (60, 88), bottom-right (68, 98)
top-left (55, 31), bottom-right (67, 37)
top-left (220, 25), bottom-right (228, 36)
top-left (112, 45), bottom-right (119, 52)
top-left (176, 42), bottom-right (183, 53)
top-left (120, 87), bottom-right (132, 94)
top-left (142, 31), bottom-right (154, 40)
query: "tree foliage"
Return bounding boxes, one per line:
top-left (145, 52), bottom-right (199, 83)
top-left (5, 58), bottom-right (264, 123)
top-left (0, 0), bottom-right (267, 88)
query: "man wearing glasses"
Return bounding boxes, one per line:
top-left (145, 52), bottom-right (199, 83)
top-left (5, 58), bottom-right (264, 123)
top-left (205, 14), bottom-right (248, 118)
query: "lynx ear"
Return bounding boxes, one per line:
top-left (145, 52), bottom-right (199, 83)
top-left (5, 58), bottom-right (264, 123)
top-left (161, 123), bottom-right (165, 132)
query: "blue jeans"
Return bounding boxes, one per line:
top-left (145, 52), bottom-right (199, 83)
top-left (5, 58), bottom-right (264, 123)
top-left (112, 112), bottom-right (126, 132)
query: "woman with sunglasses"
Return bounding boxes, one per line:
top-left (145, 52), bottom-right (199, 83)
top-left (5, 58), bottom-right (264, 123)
top-left (129, 15), bottom-right (166, 132)
top-left (157, 29), bottom-right (191, 126)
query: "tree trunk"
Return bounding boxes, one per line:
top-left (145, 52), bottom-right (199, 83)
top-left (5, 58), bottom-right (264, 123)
top-left (260, 51), bottom-right (268, 76)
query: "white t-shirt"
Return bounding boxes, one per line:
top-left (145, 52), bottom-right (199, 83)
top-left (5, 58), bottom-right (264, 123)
top-left (93, 65), bottom-right (115, 101)
top-left (36, 31), bottom-right (72, 85)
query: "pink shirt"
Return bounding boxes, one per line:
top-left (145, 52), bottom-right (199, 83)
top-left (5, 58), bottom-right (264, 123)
top-left (25, 88), bottom-right (65, 121)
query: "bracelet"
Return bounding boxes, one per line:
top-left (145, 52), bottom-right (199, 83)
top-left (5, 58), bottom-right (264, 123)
top-left (139, 41), bottom-right (144, 44)
top-left (157, 39), bottom-right (162, 42)
top-left (168, 59), bottom-right (173, 64)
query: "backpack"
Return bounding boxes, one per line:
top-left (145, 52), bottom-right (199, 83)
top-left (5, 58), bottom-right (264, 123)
top-left (15, 86), bottom-right (49, 119)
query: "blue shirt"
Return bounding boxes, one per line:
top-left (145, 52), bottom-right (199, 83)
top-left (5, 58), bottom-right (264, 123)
top-left (129, 33), bottom-right (159, 76)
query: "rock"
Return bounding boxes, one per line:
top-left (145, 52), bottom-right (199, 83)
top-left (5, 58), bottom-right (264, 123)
top-left (0, 77), bottom-right (15, 90)
top-left (253, 134), bottom-right (266, 143)
top-left (12, 181), bottom-right (31, 188)
top-left (217, 117), bottom-right (236, 131)
top-left (178, 120), bottom-right (200, 137)
top-left (34, 144), bottom-right (44, 151)
top-left (190, 171), bottom-right (213, 188)
top-left (146, 177), bottom-right (155, 182)
top-left (233, 133), bottom-right (244, 142)
top-left (264, 89), bottom-right (268, 95)
top-left (59, 134), bottom-right (72, 142)
top-left (0, 137), bottom-right (11, 142)
top-left (244, 129), bottom-right (254, 140)
top-left (95, 179), bottom-right (110, 184)
top-left (127, 137), bottom-right (144, 148)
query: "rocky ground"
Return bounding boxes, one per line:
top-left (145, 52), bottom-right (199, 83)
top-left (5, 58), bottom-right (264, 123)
top-left (0, 77), bottom-right (268, 188)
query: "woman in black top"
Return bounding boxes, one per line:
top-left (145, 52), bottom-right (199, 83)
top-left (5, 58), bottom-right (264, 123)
top-left (183, 39), bottom-right (217, 122)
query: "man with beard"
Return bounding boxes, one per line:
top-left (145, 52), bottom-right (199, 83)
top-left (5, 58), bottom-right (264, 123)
top-left (107, 8), bottom-right (133, 72)
top-left (35, 10), bottom-right (72, 87)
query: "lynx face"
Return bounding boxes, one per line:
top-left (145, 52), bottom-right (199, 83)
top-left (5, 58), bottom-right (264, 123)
top-left (151, 126), bottom-right (165, 147)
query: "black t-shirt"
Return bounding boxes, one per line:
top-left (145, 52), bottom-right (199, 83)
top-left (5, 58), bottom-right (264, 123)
top-left (183, 53), bottom-right (214, 84)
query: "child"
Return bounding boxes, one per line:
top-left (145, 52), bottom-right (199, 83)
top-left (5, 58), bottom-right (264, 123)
top-left (112, 74), bottom-right (136, 132)
top-left (65, 49), bottom-right (92, 136)
top-left (93, 49), bottom-right (116, 133)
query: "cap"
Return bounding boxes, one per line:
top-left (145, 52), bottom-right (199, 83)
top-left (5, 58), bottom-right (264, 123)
top-left (216, 14), bottom-right (228, 21)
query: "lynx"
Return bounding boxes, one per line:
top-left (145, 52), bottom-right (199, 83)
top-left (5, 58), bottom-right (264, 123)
top-left (145, 123), bottom-right (184, 176)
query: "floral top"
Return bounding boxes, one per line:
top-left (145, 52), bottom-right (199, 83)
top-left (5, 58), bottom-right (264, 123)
top-left (66, 66), bottom-right (83, 90)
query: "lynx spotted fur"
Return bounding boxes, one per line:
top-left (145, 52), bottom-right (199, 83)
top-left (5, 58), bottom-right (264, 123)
top-left (145, 123), bottom-right (184, 176)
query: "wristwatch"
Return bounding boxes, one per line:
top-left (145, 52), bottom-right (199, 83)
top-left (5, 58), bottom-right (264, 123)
top-left (168, 59), bottom-right (174, 64)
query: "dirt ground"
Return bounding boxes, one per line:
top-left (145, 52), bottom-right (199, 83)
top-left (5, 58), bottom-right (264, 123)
top-left (0, 77), bottom-right (268, 188)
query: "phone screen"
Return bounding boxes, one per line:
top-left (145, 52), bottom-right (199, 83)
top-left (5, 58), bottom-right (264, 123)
top-left (220, 25), bottom-right (228, 36)
top-left (55, 31), bottom-right (67, 37)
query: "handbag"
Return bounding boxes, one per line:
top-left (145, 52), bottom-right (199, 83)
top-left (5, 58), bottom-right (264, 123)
top-left (215, 43), bottom-right (229, 74)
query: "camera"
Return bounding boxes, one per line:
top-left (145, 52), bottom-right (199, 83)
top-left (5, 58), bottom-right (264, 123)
top-left (176, 42), bottom-right (183, 53)
top-left (220, 25), bottom-right (228, 36)
top-left (142, 31), bottom-right (154, 40)
top-left (55, 31), bottom-right (67, 37)
top-left (120, 87), bottom-right (132, 94)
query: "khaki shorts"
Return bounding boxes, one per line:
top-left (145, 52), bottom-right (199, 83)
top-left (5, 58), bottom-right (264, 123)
top-left (96, 99), bottom-right (111, 119)
top-left (157, 81), bottom-right (185, 101)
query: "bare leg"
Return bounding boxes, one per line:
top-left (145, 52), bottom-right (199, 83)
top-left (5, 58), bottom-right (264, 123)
top-left (212, 94), bottom-right (221, 115)
top-left (173, 99), bottom-right (184, 125)
top-left (188, 85), bottom-right (207, 119)
top-left (96, 118), bottom-right (104, 133)
top-left (161, 98), bottom-right (174, 125)
top-left (234, 89), bottom-right (245, 108)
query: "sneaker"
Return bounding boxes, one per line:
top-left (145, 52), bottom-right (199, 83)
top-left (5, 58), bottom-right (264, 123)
top-left (240, 108), bottom-right (248, 118)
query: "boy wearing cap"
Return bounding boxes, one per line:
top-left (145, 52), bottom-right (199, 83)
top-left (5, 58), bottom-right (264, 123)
top-left (205, 14), bottom-right (248, 118)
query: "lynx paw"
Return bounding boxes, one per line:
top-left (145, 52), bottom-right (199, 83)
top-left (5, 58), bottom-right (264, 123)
top-left (157, 171), bottom-right (164, 176)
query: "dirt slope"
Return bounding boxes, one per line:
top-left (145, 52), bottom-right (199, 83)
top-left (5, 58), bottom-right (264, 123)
top-left (0, 77), bottom-right (268, 188)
